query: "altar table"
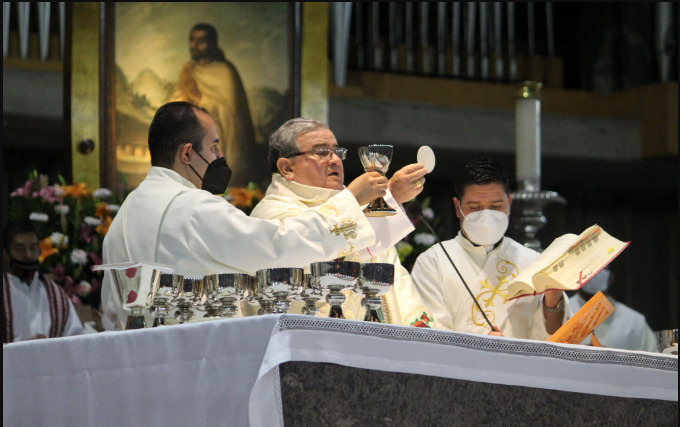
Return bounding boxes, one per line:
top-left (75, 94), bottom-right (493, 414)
top-left (3, 315), bottom-right (677, 426)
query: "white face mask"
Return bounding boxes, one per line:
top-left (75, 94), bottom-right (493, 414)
top-left (581, 269), bottom-right (610, 295)
top-left (459, 205), bottom-right (509, 246)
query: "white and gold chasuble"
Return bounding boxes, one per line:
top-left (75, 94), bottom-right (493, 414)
top-left (102, 167), bottom-right (376, 329)
top-left (249, 174), bottom-right (437, 327)
top-left (411, 232), bottom-right (564, 339)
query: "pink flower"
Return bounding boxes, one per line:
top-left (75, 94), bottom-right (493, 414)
top-left (10, 180), bottom-right (32, 197)
top-left (48, 264), bottom-right (67, 282)
top-left (79, 224), bottom-right (94, 243)
top-left (89, 251), bottom-right (102, 266)
top-left (37, 186), bottom-right (60, 204)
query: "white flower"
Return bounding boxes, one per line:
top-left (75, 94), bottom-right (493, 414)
top-left (50, 232), bottom-right (69, 247)
top-left (106, 204), bottom-right (120, 213)
top-left (422, 207), bottom-right (435, 221)
top-left (52, 185), bottom-right (64, 196)
top-left (223, 194), bottom-right (234, 202)
top-left (93, 188), bottom-right (112, 199)
top-left (413, 232), bottom-right (437, 247)
top-left (84, 216), bottom-right (102, 226)
top-left (54, 204), bottom-right (70, 215)
top-left (28, 212), bottom-right (49, 223)
top-left (70, 249), bottom-right (89, 265)
top-left (75, 280), bottom-right (92, 297)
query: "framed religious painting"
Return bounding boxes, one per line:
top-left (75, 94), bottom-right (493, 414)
top-left (101, 2), bottom-right (300, 192)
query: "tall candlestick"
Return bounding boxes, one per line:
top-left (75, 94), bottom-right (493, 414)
top-left (515, 81), bottom-right (542, 192)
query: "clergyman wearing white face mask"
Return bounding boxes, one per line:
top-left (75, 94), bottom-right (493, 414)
top-left (410, 156), bottom-right (569, 340)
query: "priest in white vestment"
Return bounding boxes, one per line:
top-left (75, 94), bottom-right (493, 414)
top-left (3, 220), bottom-right (83, 342)
top-left (411, 157), bottom-right (569, 339)
top-left (102, 103), bottom-right (386, 329)
top-left (250, 118), bottom-right (437, 327)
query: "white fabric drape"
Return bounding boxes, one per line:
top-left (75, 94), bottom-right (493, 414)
top-left (4, 315), bottom-right (676, 427)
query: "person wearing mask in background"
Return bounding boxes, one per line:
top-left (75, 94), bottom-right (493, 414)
top-left (569, 267), bottom-right (657, 352)
top-left (3, 220), bottom-right (83, 342)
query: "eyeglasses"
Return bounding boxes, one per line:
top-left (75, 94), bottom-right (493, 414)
top-left (284, 147), bottom-right (348, 161)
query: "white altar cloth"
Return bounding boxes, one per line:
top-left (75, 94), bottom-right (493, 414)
top-left (3, 315), bottom-right (279, 427)
top-left (4, 314), bottom-right (677, 427)
top-left (249, 316), bottom-right (678, 427)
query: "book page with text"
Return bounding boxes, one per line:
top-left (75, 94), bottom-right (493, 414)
top-left (507, 233), bottom-right (579, 299)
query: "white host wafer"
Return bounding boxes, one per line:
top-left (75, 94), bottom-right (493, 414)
top-left (417, 145), bottom-right (436, 173)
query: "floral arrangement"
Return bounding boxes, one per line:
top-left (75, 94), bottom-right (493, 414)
top-left (7, 170), bottom-right (122, 307)
top-left (223, 182), bottom-right (264, 215)
top-left (396, 196), bottom-right (443, 271)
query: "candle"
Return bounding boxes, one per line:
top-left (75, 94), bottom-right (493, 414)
top-left (515, 81), bottom-right (542, 191)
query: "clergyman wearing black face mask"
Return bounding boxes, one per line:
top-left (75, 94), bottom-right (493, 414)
top-left (188, 148), bottom-right (232, 195)
top-left (2, 220), bottom-right (83, 342)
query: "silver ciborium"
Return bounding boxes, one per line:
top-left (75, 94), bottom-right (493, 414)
top-left (201, 274), bottom-right (224, 319)
top-left (311, 260), bottom-right (361, 319)
top-left (355, 263), bottom-right (394, 323)
top-left (295, 273), bottom-right (323, 316)
top-left (211, 273), bottom-right (252, 318)
top-left (149, 297), bottom-right (171, 327)
top-left (255, 268), bottom-right (304, 315)
top-left (178, 276), bottom-right (206, 307)
top-left (358, 144), bottom-right (396, 216)
top-left (173, 276), bottom-right (205, 323)
top-left (150, 273), bottom-right (184, 326)
top-left (656, 329), bottom-right (678, 355)
top-left (92, 262), bottom-right (174, 330)
top-left (159, 273), bottom-right (184, 302)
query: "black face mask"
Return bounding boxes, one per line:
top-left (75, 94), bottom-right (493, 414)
top-left (9, 258), bottom-right (39, 283)
top-left (189, 150), bottom-right (232, 195)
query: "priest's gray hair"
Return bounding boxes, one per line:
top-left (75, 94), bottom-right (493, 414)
top-left (269, 118), bottom-right (329, 173)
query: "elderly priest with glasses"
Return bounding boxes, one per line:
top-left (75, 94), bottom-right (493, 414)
top-left (249, 118), bottom-right (437, 327)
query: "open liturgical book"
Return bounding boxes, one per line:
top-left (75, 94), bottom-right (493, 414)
top-left (507, 225), bottom-right (630, 300)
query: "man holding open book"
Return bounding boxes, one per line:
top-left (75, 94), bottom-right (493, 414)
top-left (411, 156), bottom-right (569, 339)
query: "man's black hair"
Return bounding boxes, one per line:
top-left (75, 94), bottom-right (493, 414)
top-left (454, 156), bottom-right (510, 198)
top-left (3, 220), bottom-right (40, 251)
top-left (148, 101), bottom-right (208, 168)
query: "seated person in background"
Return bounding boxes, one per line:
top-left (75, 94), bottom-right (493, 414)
top-left (3, 220), bottom-right (83, 342)
top-left (411, 156), bottom-right (569, 339)
top-left (102, 102), bottom-right (385, 330)
top-left (569, 268), bottom-right (657, 352)
top-left (250, 118), bottom-right (437, 327)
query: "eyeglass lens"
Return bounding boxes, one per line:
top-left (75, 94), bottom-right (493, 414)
top-left (315, 147), bottom-right (347, 160)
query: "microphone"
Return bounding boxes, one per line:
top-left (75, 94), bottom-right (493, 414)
top-left (407, 201), bottom-right (496, 332)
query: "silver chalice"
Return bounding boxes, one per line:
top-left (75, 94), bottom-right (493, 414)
top-left (358, 144), bottom-right (396, 216)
